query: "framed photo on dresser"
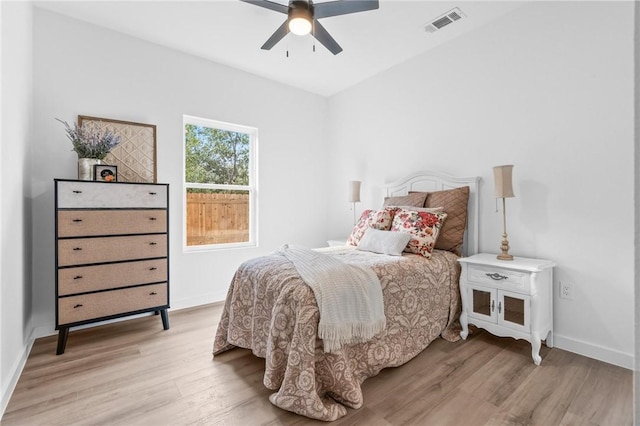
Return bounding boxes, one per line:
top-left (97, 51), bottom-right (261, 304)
top-left (94, 164), bottom-right (118, 182)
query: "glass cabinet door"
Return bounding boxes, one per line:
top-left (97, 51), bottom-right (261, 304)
top-left (498, 292), bottom-right (530, 332)
top-left (467, 285), bottom-right (497, 323)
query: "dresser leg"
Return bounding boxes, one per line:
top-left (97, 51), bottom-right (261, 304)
top-left (460, 311), bottom-right (469, 340)
top-left (160, 309), bottom-right (170, 330)
top-left (531, 332), bottom-right (542, 365)
top-left (56, 328), bottom-right (69, 355)
top-left (545, 329), bottom-right (554, 348)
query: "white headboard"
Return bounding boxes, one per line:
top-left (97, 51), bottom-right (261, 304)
top-left (384, 170), bottom-right (481, 257)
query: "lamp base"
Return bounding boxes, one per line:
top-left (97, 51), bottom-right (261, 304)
top-left (497, 232), bottom-right (513, 261)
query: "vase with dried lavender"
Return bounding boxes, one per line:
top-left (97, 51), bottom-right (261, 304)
top-left (57, 118), bottom-right (121, 180)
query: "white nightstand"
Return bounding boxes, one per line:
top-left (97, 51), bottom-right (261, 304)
top-left (458, 253), bottom-right (555, 365)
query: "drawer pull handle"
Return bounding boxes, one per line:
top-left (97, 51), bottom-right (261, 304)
top-left (491, 300), bottom-right (495, 312)
top-left (149, 192), bottom-right (157, 195)
top-left (72, 219), bottom-right (83, 223)
top-left (498, 301), bottom-right (502, 314)
top-left (149, 217), bottom-right (157, 221)
top-left (73, 247), bottom-right (83, 251)
top-left (150, 291), bottom-right (157, 295)
top-left (72, 190), bottom-right (82, 194)
top-left (73, 304), bottom-right (83, 309)
top-left (149, 242), bottom-right (157, 246)
top-left (149, 267), bottom-right (157, 271)
top-left (486, 272), bottom-right (508, 281)
top-left (73, 275), bottom-right (83, 280)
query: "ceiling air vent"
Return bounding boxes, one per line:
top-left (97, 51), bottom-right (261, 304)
top-left (425, 7), bottom-right (465, 34)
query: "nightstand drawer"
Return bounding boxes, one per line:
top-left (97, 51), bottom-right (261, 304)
top-left (467, 264), bottom-right (529, 292)
top-left (58, 259), bottom-right (168, 296)
top-left (57, 181), bottom-right (167, 209)
top-left (58, 283), bottom-right (167, 325)
top-left (58, 234), bottom-right (167, 267)
top-left (58, 210), bottom-right (167, 237)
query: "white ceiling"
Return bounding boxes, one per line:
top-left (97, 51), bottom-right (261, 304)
top-left (34, 0), bottom-right (526, 97)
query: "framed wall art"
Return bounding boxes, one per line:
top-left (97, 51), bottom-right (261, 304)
top-left (94, 164), bottom-right (118, 182)
top-left (78, 115), bottom-right (157, 183)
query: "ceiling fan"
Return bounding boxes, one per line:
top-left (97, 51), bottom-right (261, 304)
top-left (240, 0), bottom-right (380, 55)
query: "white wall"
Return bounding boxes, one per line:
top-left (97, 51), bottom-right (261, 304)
top-left (326, 1), bottom-right (634, 368)
top-left (30, 8), bottom-right (329, 331)
top-left (0, 1), bottom-right (34, 415)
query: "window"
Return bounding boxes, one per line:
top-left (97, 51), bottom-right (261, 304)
top-left (183, 115), bottom-right (257, 250)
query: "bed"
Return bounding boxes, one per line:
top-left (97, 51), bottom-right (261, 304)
top-left (213, 171), bottom-right (480, 421)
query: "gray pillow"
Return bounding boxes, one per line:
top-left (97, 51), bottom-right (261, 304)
top-left (356, 229), bottom-right (411, 256)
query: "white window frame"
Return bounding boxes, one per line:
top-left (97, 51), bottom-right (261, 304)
top-left (183, 114), bottom-right (258, 252)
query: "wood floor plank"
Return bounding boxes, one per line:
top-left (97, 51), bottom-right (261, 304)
top-left (499, 348), bottom-right (596, 425)
top-left (2, 304), bottom-right (632, 426)
top-left (376, 332), bottom-right (512, 424)
top-left (459, 337), bottom-right (545, 407)
top-left (419, 387), bottom-right (500, 426)
top-left (565, 361), bottom-right (633, 425)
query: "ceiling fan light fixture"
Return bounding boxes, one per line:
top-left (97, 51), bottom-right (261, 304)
top-left (289, 16), bottom-right (311, 35)
top-left (288, 1), bottom-right (313, 36)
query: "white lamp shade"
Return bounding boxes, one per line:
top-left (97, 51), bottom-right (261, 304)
top-left (493, 165), bottom-right (515, 198)
top-left (348, 181), bottom-right (361, 203)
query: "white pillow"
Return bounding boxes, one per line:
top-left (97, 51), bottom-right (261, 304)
top-left (356, 229), bottom-right (411, 256)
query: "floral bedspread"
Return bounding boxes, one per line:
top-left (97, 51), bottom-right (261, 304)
top-left (212, 247), bottom-right (462, 421)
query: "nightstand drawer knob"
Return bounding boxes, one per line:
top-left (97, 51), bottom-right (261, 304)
top-left (73, 304), bottom-right (83, 309)
top-left (486, 272), bottom-right (508, 281)
top-left (149, 291), bottom-right (157, 295)
top-left (149, 217), bottom-right (157, 221)
top-left (73, 275), bottom-right (83, 280)
top-left (149, 242), bottom-right (157, 246)
top-left (72, 190), bottom-right (82, 194)
top-left (149, 192), bottom-right (157, 195)
top-left (149, 267), bottom-right (157, 271)
top-left (72, 219), bottom-right (83, 223)
top-left (73, 247), bottom-right (83, 251)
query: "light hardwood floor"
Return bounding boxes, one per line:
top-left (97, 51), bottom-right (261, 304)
top-left (2, 303), bottom-right (632, 425)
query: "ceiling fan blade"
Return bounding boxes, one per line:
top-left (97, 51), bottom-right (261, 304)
top-left (312, 20), bottom-right (342, 55)
top-left (240, 0), bottom-right (288, 14)
top-left (261, 20), bottom-right (290, 50)
top-left (314, 0), bottom-right (379, 19)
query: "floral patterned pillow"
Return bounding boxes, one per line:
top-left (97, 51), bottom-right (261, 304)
top-left (347, 209), bottom-right (393, 246)
top-left (390, 208), bottom-right (448, 259)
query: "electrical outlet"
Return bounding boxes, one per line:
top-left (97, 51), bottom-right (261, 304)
top-left (560, 281), bottom-right (573, 300)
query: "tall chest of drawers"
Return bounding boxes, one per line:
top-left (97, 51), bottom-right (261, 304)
top-left (55, 179), bottom-right (170, 354)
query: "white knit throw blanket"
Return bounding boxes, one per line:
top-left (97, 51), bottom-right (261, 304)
top-left (278, 245), bottom-right (386, 353)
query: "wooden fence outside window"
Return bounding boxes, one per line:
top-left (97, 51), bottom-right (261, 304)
top-left (186, 192), bottom-right (249, 246)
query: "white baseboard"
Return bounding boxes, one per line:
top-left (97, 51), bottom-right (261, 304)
top-left (170, 293), bottom-right (222, 311)
top-left (553, 333), bottom-right (634, 370)
top-left (0, 325), bottom-right (36, 420)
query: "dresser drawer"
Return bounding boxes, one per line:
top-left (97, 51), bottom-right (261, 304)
top-left (58, 259), bottom-right (168, 296)
top-left (58, 283), bottom-right (168, 325)
top-left (467, 264), bottom-right (529, 292)
top-left (58, 234), bottom-right (167, 267)
top-left (57, 181), bottom-right (167, 209)
top-left (58, 210), bottom-right (167, 237)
